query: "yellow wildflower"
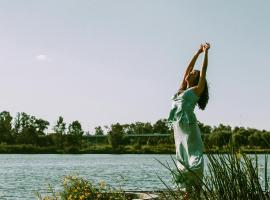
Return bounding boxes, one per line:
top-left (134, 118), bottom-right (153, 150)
top-left (236, 151), bottom-right (242, 159)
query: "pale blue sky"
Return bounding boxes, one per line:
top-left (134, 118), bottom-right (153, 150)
top-left (0, 0), bottom-right (269, 132)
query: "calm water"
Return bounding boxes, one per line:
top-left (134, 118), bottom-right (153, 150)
top-left (0, 154), bottom-right (269, 200)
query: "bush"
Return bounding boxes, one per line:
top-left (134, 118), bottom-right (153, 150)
top-left (36, 175), bottom-right (132, 200)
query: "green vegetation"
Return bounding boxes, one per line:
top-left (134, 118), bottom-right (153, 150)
top-left (158, 151), bottom-right (270, 199)
top-left (36, 151), bottom-right (270, 200)
top-left (35, 175), bottom-right (132, 200)
top-left (0, 110), bottom-right (269, 154)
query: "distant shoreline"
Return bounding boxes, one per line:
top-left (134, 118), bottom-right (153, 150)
top-left (0, 144), bottom-right (269, 154)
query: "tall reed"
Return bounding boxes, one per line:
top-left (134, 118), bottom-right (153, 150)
top-left (157, 152), bottom-right (270, 200)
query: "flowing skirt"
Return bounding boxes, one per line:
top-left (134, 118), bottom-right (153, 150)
top-left (173, 121), bottom-right (204, 190)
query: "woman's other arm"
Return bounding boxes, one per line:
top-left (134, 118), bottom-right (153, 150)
top-left (179, 44), bottom-right (203, 92)
top-left (193, 43), bottom-right (210, 96)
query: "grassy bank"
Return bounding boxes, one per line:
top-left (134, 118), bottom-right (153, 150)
top-left (0, 144), bottom-right (175, 154)
top-left (0, 144), bottom-right (270, 154)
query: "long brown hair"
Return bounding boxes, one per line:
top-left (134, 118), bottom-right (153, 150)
top-left (194, 70), bottom-right (209, 110)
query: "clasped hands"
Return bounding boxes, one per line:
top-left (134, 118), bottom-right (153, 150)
top-left (198, 43), bottom-right (210, 54)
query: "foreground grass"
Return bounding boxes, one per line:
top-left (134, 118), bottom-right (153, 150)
top-left (158, 152), bottom-right (270, 200)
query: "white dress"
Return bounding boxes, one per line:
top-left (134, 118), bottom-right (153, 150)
top-left (168, 87), bottom-right (204, 190)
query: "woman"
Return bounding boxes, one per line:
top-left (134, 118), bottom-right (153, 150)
top-left (168, 43), bottom-right (210, 195)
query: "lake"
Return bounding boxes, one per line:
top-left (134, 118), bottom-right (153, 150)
top-left (0, 154), bottom-right (269, 199)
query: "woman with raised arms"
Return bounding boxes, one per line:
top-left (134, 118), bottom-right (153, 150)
top-left (168, 43), bottom-right (210, 198)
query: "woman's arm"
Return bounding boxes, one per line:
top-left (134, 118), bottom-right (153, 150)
top-left (178, 44), bottom-right (203, 92)
top-left (193, 43), bottom-right (210, 96)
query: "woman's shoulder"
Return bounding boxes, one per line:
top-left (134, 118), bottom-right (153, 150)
top-left (171, 87), bottom-right (199, 100)
top-left (179, 87), bottom-right (199, 99)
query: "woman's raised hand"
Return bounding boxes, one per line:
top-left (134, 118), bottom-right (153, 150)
top-left (197, 44), bottom-right (204, 54)
top-left (203, 43), bottom-right (210, 52)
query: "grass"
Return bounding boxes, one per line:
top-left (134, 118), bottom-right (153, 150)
top-left (157, 151), bottom-right (270, 200)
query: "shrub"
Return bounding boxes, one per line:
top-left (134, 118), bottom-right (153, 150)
top-left (36, 175), bottom-right (132, 200)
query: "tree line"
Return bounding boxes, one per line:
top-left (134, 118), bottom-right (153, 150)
top-left (0, 110), bottom-right (269, 153)
top-left (0, 111), bottom-right (171, 150)
top-left (0, 111), bottom-right (83, 148)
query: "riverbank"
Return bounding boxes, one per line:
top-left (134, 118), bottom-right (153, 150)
top-left (0, 144), bottom-right (270, 154)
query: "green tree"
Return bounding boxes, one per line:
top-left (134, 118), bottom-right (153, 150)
top-left (126, 122), bottom-right (154, 135)
top-left (67, 121), bottom-right (84, 147)
top-left (94, 126), bottom-right (104, 135)
top-left (13, 112), bottom-right (49, 145)
top-left (153, 119), bottom-right (170, 134)
top-left (108, 123), bottom-right (124, 149)
top-left (53, 116), bottom-right (66, 135)
top-left (232, 133), bottom-right (244, 147)
top-left (133, 122), bottom-right (146, 134)
top-left (198, 121), bottom-right (212, 144)
top-left (35, 118), bottom-right (49, 135)
top-left (261, 132), bottom-right (270, 148)
top-left (212, 124), bottom-right (232, 133)
top-left (124, 123), bottom-right (136, 135)
top-left (0, 111), bottom-right (13, 144)
top-left (232, 127), bottom-right (250, 146)
top-left (208, 130), bottom-right (232, 148)
top-left (14, 112), bottom-right (37, 144)
top-left (144, 122), bottom-right (153, 134)
top-left (198, 121), bottom-right (212, 134)
top-left (13, 112), bottom-right (22, 136)
top-left (248, 131), bottom-right (262, 147)
top-left (53, 116), bottom-right (66, 148)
